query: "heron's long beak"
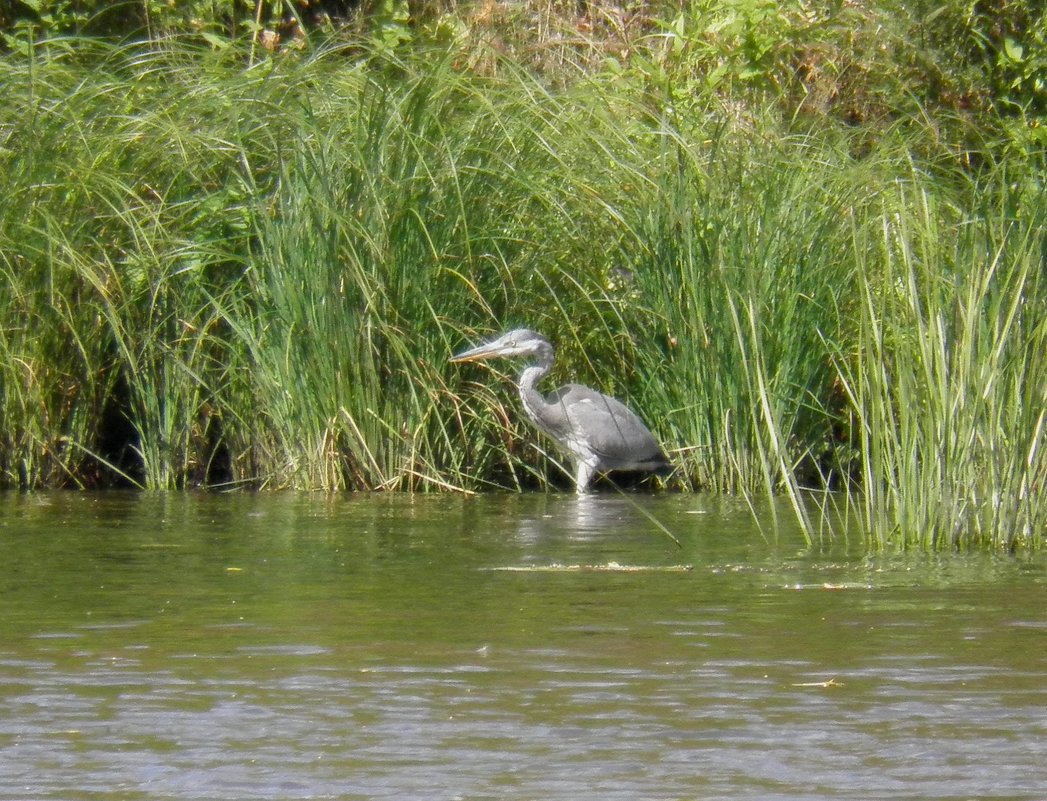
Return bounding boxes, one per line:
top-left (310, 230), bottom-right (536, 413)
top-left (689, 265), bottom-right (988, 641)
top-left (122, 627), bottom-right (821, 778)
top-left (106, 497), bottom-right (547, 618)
top-left (449, 342), bottom-right (503, 363)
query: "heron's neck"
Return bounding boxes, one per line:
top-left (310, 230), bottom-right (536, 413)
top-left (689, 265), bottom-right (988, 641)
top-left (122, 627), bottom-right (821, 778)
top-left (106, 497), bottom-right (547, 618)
top-left (517, 344), bottom-right (555, 429)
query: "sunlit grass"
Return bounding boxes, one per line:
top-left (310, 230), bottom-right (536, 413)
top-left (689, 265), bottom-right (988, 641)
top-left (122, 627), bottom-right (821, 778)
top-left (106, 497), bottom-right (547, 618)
top-left (0, 37), bottom-right (1043, 548)
top-left (829, 178), bottom-right (1047, 550)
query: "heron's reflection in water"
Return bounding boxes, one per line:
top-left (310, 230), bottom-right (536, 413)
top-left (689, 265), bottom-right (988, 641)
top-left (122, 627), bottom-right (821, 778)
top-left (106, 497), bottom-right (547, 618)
top-left (513, 493), bottom-right (653, 544)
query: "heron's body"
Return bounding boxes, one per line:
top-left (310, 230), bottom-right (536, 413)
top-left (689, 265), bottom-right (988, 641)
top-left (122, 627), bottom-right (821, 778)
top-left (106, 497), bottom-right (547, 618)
top-left (451, 329), bottom-right (671, 492)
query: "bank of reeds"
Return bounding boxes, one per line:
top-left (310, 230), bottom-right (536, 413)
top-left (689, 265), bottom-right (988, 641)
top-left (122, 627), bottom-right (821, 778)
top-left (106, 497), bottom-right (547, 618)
top-left (1, 39), bottom-right (1043, 548)
top-left (832, 178), bottom-right (1047, 549)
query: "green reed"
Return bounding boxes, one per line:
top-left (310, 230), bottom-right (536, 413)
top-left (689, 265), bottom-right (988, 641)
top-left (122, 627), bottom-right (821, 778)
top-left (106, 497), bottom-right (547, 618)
top-left (623, 130), bottom-right (860, 502)
top-left (830, 176), bottom-right (1046, 549)
top-left (1, 41), bottom-right (255, 488)
top-left (0, 38), bottom-right (1043, 548)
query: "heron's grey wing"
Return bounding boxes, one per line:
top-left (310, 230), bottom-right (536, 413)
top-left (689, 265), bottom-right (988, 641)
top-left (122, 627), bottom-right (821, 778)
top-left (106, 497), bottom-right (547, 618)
top-left (549, 384), bottom-right (667, 470)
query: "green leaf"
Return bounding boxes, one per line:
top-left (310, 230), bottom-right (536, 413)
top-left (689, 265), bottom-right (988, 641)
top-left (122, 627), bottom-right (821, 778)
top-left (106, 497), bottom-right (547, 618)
top-left (200, 31), bottom-right (230, 49)
top-left (1003, 37), bottom-right (1024, 62)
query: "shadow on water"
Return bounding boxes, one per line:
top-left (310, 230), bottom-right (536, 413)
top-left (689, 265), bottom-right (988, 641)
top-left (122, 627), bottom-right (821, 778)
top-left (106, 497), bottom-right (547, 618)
top-left (0, 491), bottom-right (1044, 800)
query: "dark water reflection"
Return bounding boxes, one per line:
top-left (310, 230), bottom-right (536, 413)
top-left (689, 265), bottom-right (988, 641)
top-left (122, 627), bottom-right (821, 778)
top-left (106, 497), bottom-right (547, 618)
top-left (1, 492), bottom-right (1044, 799)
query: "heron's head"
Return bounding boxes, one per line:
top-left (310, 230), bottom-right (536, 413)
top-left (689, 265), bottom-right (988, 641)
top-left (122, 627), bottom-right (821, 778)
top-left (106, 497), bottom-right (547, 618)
top-left (450, 328), bottom-right (552, 364)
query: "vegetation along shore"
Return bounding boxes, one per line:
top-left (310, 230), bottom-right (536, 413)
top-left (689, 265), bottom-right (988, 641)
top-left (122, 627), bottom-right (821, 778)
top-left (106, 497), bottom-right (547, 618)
top-left (1, 1), bottom-right (1044, 549)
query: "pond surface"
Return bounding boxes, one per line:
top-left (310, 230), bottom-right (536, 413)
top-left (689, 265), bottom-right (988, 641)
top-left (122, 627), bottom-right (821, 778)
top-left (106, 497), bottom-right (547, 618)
top-left (1, 491), bottom-right (1044, 800)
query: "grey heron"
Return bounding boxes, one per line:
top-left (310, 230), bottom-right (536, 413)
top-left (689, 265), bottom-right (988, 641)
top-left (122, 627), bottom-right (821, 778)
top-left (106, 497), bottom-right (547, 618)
top-left (451, 328), bottom-right (671, 493)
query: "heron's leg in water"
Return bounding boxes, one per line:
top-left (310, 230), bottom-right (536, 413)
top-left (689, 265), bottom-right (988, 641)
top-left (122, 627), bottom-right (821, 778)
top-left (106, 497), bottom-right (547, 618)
top-left (574, 462), bottom-right (596, 493)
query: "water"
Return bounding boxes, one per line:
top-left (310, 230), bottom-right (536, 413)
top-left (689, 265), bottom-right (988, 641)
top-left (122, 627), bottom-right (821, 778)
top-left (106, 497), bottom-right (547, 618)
top-left (1, 492), bottom-right (1044, 800)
